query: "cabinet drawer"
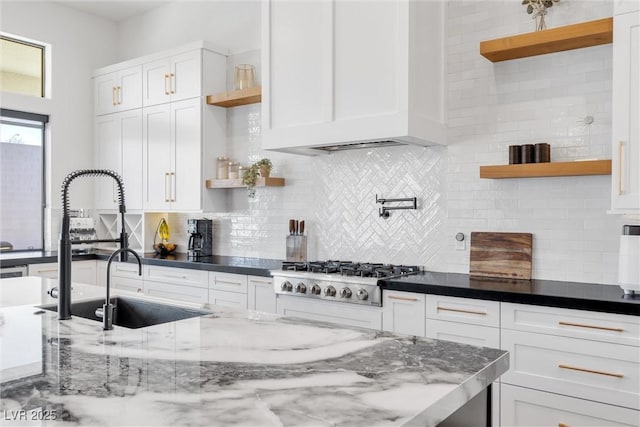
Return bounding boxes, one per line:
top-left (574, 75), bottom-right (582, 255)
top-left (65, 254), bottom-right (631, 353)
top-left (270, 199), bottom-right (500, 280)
top-left (144, 265), bottom-right (207, 288)
top-left (144, 280), bottom-right (208, 304)
top-left (111, 262), bottom-right (143, 279)
top-left (209, 272), bottom-right (248, 294)
top-left (501, 383), bottom-right (640, 427)
top-left (425, 319), bottom-right (500, 349)
top-left (502, 302), bottom-right (640, 347)
top-left (209, 289), bottom-right (247, 309)
top-left (111, 276), bottom-right (144, 294)
top-left (28, 263), bottom-right (58, 278)
top-left (277, 295), bottom-right (382, 330)
top-left (502, 329), bottom-right (640, 410)
top-left (426, 295), bottom-right (499, 328)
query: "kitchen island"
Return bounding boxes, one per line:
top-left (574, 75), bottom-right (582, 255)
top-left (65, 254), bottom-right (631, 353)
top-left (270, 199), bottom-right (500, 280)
top-left (1, 277), bottom-right (508, 427)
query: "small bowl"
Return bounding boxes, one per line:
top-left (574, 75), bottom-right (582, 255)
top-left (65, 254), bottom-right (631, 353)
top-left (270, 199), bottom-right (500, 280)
top-left (154, 243), bottom-right (177, 256)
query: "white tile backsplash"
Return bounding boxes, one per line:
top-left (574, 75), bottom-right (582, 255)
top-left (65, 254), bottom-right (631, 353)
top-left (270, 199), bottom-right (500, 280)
top-left (182, 1), bottom-right (627, 286)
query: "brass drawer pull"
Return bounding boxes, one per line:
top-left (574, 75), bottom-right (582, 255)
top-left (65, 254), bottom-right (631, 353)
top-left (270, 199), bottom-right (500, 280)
top-left (558, 321), bottom-right (624, 333)
top-left (35, 268), bottom-right (58, 273)
top-left (558, 364), bottom-right (624, 379)
top-left (437, 307), bottom-right (487, 316)
top-left (558, 423), bottom-right (570, 427)
top-left (388, 295), bottom-right (419, 302)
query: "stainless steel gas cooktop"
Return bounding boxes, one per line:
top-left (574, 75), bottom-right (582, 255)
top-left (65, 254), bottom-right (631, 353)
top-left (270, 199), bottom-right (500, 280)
top-left (272, 261), bottom-right (421, 307)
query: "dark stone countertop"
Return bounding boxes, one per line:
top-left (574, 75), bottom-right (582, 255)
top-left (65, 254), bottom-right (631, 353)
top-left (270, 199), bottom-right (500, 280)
top-left (380, 271), bottom-right (640, 316)
top-left (0, 251), bottom-right (282, 277)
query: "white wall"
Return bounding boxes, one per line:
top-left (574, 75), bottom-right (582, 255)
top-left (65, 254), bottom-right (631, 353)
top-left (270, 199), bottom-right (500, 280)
top-left (117, 0), bottom-right (260, 59)
top-left (0, 1), bottom-right (119, 249)
top-left (171, 0), bottom-right (624, 285)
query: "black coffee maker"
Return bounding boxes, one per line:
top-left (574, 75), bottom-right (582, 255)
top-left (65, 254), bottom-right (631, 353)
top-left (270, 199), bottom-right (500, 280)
top-left (187, 219), bottom-right (213, 259)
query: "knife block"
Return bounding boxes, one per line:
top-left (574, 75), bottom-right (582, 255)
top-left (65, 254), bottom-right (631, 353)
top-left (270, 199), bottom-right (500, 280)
top-left (286, 235), bottom-right (307, 262)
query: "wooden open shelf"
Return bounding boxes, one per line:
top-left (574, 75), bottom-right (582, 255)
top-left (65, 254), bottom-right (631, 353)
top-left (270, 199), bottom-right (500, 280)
top-left (206, 177), bottom-right (285, 189)
top-left (206, 86), bottom-right (261, 108)
top-left (480, 17), bottom-right (613, 62)
top-left (480, 160), bottom-right (611, 179)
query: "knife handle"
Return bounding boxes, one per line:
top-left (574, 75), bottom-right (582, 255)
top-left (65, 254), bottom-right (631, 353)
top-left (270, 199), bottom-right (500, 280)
top-left (289, 219), bottom-right (295, 235)
top-left (299, 220), bottom-right (305, 235)
top-left (294, 220), bottom-right (299, 235)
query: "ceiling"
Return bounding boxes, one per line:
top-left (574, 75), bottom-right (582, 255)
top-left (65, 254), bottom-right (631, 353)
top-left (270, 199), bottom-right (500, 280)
top-left (53, 1), bottom-right (171, 22)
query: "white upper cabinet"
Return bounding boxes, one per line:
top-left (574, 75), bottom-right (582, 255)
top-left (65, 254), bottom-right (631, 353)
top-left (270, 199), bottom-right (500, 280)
top-left (261, 0), bottom-right (447, 155)
top-left (94, 66), bottom-right (142, 116)
top-left (143, 50), bottom-right (203, 107)
top-left (611, 5), bottom-right (640, 212)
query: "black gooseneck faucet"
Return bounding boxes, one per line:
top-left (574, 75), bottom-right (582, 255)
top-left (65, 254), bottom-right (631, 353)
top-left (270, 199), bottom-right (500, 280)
top-left (58, 169), bottom-right (129, 320)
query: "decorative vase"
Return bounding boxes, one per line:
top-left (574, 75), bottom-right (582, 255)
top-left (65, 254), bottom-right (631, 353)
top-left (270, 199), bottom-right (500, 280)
top-left (534, 9), bottom-right (547, 31)
top-left (259, 165), bottom-right (271, 178)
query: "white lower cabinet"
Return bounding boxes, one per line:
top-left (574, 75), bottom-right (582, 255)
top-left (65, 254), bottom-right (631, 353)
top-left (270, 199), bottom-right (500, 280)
top-left (247, 276), bottom-right (276, 314)
top-left (111, 276), bottom-right (144, 294)
top-left (382, 290), bottom-right (425, 336)
top-left (109, 260), bottom-right (143, 294)
top-left (208, 272), bottom-right (248, 309)
top-left (144, 280), bottom-right (207, 304)
top-left (277, 295), bottom-right (382, 330)
top-left (501, 383), bottom-right (640, 427)
top-left (425, 319), bottom-right (500, 349)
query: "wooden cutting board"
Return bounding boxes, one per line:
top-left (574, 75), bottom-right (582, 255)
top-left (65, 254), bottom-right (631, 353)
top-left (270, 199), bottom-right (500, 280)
top-left (470, 232), bottom-right (533, 280)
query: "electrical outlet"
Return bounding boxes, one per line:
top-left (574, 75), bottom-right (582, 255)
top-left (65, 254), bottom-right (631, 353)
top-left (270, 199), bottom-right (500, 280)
top-left (455, 240), bottom-right (466, 251)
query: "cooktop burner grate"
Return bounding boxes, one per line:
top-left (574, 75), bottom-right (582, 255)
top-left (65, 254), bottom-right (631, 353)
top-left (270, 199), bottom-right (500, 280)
top-left (281, 260), bottom-right (420, 279)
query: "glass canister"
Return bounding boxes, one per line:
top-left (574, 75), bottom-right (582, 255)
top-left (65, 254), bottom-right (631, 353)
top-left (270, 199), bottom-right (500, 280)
top-left (217, 156), bottom-right (229, 179)
top-left (228, 161), bottom-right (240, 179)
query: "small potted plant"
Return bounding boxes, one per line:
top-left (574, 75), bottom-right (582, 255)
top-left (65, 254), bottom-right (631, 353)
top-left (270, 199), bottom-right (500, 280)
top-left (255, 158), bottom-right (272, 178)
top-left (242, 158), bottom-right (273, 198)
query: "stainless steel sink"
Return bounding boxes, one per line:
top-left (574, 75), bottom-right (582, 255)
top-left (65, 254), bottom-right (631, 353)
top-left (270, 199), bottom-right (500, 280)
top-left (41, 297), bottom-right (210, 329)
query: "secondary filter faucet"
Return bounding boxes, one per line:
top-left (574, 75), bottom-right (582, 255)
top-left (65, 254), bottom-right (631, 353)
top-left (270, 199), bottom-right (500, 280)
top-left (57, 169), bottom-right (129, 320)
top-left (97, 247), bottom-right (141, 330)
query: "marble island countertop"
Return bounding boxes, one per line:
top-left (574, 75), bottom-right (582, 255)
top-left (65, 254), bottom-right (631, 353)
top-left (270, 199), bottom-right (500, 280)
top-left (1, 277), bottom-right (508, 427)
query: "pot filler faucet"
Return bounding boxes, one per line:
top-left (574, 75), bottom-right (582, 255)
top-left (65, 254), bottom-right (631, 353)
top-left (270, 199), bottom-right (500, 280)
top-left (56, 169), bottom-right (129, 320)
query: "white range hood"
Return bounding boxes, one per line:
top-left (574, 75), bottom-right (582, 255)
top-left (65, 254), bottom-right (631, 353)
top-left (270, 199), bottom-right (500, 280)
top-left (261, 0), bottom-right (447, 155)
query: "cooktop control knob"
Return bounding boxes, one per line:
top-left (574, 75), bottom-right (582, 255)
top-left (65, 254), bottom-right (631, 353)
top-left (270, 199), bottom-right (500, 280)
top-left (356, 288), bottom-right (369, 301)
top-left (281, 281), bottom-right (293, 292)
top-left (295, 282), bottom-right (307, 293)
top-left (324, 285), bottom-right (336, 297)
top-left (339, 288), bottom-right (352, 298)
top-left (310, 284), bottom-right (322, 295)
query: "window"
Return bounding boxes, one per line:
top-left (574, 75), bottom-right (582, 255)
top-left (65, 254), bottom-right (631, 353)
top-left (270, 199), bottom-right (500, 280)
top-left (0, 109), bottom-right (48, 251)
top-left (0, 35), bottom-right (45, 97)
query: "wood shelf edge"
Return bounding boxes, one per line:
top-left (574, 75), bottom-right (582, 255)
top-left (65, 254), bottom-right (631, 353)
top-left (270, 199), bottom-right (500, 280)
top-left (206, 86), bottom-right (262, 107)
top-left (206, 177), bottom-right (285, 188)
top-left (479, 160), bottom-right (612, 179)
top-left (480, 17), bottom-right (613, 62)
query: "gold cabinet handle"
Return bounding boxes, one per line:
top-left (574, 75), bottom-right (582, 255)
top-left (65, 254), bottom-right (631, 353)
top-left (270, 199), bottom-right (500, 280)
top-left (618, 140), bottom-right (623, 195)
top-left (558, 321), bottom-right (624, 333)
top-left (170, 73), bottom-right (175, 94)
top-left (164, 74), bottom-right (170, 95)
top-left (559, 423), bottom-right (570, 427)
top-left (35, 268), bottom-right (58, 273)
top-left (112, 86), bottom-right (117, 106)
top-left (164, 172), bottom-right (170, 202)
top-left (437, 306), bottom-right (487, 316)
top-left (558, 364), bottom-right (624, 379)
top-left (169, 172), bottom-right (175, 202)
top-left (388, 295), bottom-right (419, 302)
top-left (116, 86), bottom-right (122, 105)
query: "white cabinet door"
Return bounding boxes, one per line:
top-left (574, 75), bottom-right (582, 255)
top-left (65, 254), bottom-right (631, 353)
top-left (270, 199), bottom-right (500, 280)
top-left (143, 99), bottom-right (202, 211)
top-left (501, 384), bottom-right (640, 427)
top-left (382, 291), bottom-right (425, 336)
top-left (28, 262), bottom-right (58, 279)
top-left (425, 319), bottom-right (500, 349)
top-left (143, 51), bottom-right (201, 107)
top-left (612, 10), bottom-right (640, 212)
top-left (170, 98), bottom-right (202, 211)
top-left (28, 261), bottom-right (96, 285)
top-left (94, 66), bottom-right (142, 115)
top-left (143, 103), bottom-right (172, 211)
top-left (209, 289), bottom-right (247, 309)
top-left (111, 276), bottom-right (144, 294)
top-left (261, 0), bottom-right (446, 153)
top-left (144, 265), bottom-right (207, 288)
top-left (95, 110), bottom-right (143, 211)
top-left (247, 276), bottom-right (276, 313)
top-left (145, 280), bottom-right (208, 304)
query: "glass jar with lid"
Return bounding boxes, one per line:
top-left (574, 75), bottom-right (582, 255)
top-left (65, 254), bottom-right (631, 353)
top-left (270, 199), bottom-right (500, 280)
top-left (217, 156), bottom-right (229, 179)
top-left (228, 161), bottom-right (240, 179)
